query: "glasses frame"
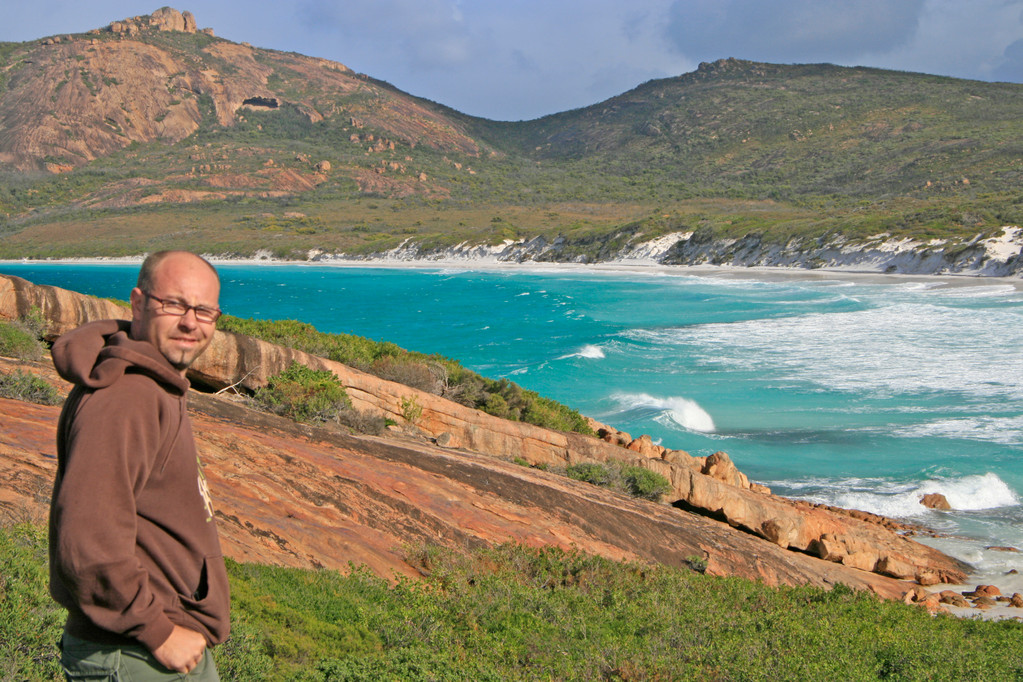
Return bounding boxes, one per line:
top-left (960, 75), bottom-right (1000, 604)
top-left (143, 291), bottom-right (222, 324)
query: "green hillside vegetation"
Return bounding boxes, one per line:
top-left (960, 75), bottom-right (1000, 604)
top-left (2, 28), bottom-right (1023, 261)
top-left (217, 316), bottom-right (593, 435)
top-left (4, 523), bottom-right (1023, 681)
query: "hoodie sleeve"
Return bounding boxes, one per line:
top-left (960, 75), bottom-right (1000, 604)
top-left (49, 378), bottom-right (177, 651)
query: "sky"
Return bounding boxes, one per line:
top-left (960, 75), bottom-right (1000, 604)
top-left (4, 0), bottom-right (1023, 121)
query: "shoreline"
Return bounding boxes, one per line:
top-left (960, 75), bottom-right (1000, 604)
top-left (915, 535), bottom-right (1023, 620)
top-left (3, 256), bottom-right (1022, 290)
top-left (2, 263), bottom-right (1020, 617)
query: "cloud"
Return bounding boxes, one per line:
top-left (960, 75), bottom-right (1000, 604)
top-left (297, 0), bottom-right (472, 70)
top-left (291, 0), bottom-right (688, 120)
top-left (4, 0), bottom-right (1021, 121)
top-left (665, 0), bottom-right (926, 64)
top-left (993, 38), bottom-right (1023, 82)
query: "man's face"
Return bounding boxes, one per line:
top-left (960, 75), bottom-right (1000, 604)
top-left (130, 254), bottom-right (220, 375)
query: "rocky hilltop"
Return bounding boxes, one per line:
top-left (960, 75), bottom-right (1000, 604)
top-left (0, 7), bottom-right (481, 175)
top-left (2, 273), bottom-right (982, 610)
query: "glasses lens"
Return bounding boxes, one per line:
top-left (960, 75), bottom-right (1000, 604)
top-left (194, 308), bottom-right (220, 323)
top-left (162, 299), bottom-right (188, 315)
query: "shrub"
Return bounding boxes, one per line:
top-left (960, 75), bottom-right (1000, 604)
top-left (0, 321), bottom-right (43, 361)
top-left (0, 370), bottom-right (61, 405)
top-left (254, 363), bottom-right (350, 423)
top-left (566, 462), bottom-right (613, 486)
top-left (566, 462), bottom-right (672, 502)
top-left (336, 406), bottom-right (388, 436)
top-left (622, 466), bottom-right (673, 501)
top-left (371, 357), bottom-right (439, 392)
top-left (399, 395), bottom-right (423, 425)
top-left (685, 555), bottom-right (709, 573)
top-left (16, 307), bottom-right (48, 340)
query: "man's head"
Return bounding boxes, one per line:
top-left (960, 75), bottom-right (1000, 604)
top-left (130, 251), bottom-right (221, 375)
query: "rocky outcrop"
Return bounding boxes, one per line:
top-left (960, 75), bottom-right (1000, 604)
top-left (323, 225), bottom-right (1023, 278)
top-left (110, 9), bottom-right (197, 35)
top-left (921, 493), bottom-right (952, 510)
top-left (0, 364), bottom-right (920, 598)
top-left (0, 273), bottom-right (972, 590)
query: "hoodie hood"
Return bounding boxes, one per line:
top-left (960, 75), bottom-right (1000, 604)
top-left (51, 319), bottom-right (190, 395)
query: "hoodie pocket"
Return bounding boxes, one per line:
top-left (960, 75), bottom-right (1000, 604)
top-left (177, 554), bottom-right (231, 643)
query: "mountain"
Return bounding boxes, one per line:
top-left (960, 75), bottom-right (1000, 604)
top-left (479, 57), bottom-right (1023, 198)
top-left (0, 8), bottom-right (484, 178)
top-left (1, 8), bottom-right (1022, 270)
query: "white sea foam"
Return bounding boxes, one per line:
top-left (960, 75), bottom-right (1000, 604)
top-left (936, 284), bottom-right (1018, 299)
top-left (610, 392), bottom-right (716, 433)
top-left (783, 472), bottom-right (1020, 519)
top-left (893, 415), bottom-right (1023, 445)
top-left (557, 344), bottom-right (606, 360)
top-left (625, 300), bottom-right (1023, 402)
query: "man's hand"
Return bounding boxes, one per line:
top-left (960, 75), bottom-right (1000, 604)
top-left (151, 625), bottom-right (207, 673)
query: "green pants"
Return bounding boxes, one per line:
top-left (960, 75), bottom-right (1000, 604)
top-left (60, 632), bottom-right (220, 681)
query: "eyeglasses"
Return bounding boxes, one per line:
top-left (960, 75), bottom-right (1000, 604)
top-left (143, 292), bottom-right (222, 324)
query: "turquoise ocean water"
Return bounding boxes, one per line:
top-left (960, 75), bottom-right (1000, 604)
top-left (5, 262), bottom-right (1022, 579)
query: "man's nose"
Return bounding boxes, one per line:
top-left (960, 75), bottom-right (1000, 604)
top-left (177, 310), bottom-right (200, 328)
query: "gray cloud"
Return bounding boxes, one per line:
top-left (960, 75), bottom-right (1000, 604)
top-left (993, 38), bottom-right (1023, 82)
top-left (297, 0), bottom-right (472, 70)
top-left (2, 0), bottom-right (1022, 120)
top-left (666, 0), bottom-right (926, 64)
top-left (290, 0), bottom-right (687, 119)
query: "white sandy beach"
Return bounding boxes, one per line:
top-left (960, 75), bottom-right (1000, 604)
top-left (4, 255), bottom-right (1022, 290)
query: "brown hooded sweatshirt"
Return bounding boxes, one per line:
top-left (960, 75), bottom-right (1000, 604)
top-left (49, 319), bottom-right (230, 652)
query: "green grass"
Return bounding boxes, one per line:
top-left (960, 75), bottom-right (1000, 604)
top-left (4, 523), bottom-right (1023, 680)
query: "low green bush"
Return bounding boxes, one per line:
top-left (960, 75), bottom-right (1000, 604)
top-left (621, 465), bottom-right (673, 501)
top-left (6, 524), bottom-right (1023, 680)
top-left (0, 369), bottom-right (60, 405)
top-left (399, 394), bottom-right (423, 425)
top-left (254, 363), bottom-right (350, 423)
top-left (566, 462), bottom-right (673, 502)
top-left (0, 320), bottom-right (43, 361)
top-left (566, 462), bottom-right (613, 486)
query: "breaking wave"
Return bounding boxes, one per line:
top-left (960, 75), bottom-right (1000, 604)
top-left (558, 344), bottom-right (606, 360)
top-left (780, 472), bottom-right (1019, 519)
top-left (610, 392), bottom-right (716, 433)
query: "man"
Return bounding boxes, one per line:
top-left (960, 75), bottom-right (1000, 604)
top-left (49, 251), bottom-right (230, 679)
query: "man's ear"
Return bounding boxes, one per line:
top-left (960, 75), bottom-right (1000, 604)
top-left (129, 287), bottom-right (145, 320)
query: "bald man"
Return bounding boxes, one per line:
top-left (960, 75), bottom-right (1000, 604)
top-left (50, 251), bottom-right (229, 680)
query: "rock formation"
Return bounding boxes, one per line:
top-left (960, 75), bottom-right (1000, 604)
top-left (921, 493), bottom-right (952, 510)
top-left (109, 8), bottom-right (197, 36)
top-left (0, 10), bottom-right (481, 174)
top-left (0, 274), bottom-right (973, 599)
